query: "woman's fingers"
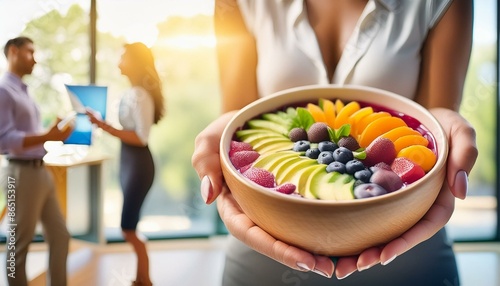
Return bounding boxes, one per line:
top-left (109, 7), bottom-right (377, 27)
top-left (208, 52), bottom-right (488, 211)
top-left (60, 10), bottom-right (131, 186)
top-left (430, 108), bottom-right (478, 199)
top-left (192, 111), bottom-right (236, 204)
top-left (379, 180), bottom-right (455, 263)
top-left (217, 186), bottom-right (335, 277)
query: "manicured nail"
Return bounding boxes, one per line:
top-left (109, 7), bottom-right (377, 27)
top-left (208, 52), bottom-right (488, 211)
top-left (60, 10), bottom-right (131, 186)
top-left (381, 255), bottom-right (397, 266)
top-left (312, 268), bottom-right (331, 278)
top-left (358, 261), bottom-right (378, 272)
top-left (337, 269), bottom-right (356, 280)
top-left (296, 262), bottom-right (312, 271)
top-left (454, 170), bottom-right (468, 200)
top-left (201, 176), bottom-right (213, 204)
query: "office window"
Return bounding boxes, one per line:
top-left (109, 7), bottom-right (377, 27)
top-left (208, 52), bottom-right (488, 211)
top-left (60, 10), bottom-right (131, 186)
top-left (95, 0), bottom-right (219, 240)
top-left (447, 0), bottom-right (498, 241)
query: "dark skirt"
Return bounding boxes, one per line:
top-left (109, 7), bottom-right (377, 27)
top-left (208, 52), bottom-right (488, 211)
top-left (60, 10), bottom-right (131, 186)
top-left (222, 228), bottom-right (459, 286)
top-left (119, 142), bottom-right (155, 230)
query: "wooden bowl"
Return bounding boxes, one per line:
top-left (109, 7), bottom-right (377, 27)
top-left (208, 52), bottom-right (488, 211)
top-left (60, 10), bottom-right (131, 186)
top-left (219, 85), bottom-right (448, 256)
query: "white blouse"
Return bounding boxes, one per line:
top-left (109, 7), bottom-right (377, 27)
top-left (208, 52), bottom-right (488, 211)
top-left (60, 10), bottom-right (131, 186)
top-left (237, 0), bottom-right (453, 99)
top-left (118, 87), bottom-right (155, 145)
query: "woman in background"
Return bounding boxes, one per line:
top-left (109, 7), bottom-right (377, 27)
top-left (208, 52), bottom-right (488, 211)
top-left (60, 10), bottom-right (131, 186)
top-left (192, 0), bottom-right (477, 285)
top-left (87, 42), bottom-right (165, 286)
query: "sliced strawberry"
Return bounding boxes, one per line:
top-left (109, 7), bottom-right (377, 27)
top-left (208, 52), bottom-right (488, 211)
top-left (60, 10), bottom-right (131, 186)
top-left (275, 183), bottom-right (296, 194)
top-left (363, 137), bottom-right (396, 167)
top-left (243, 167), bottom-right (276, 188)
top-left (229, 141), bottom-right (254, 157)
top-left (391, 157), bottom-right (425, 184)
top-left (230, 150), bottom-right (260, 170)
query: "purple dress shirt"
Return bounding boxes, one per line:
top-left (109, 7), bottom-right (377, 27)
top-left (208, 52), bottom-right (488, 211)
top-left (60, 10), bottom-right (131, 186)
top-left (0, 72), bottom-right (46, 159)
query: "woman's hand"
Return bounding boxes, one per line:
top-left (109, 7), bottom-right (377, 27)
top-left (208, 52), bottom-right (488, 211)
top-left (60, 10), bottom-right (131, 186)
top-left (191, 112), bottom-right (335, 277)
top-left (333, 108), bottom-right (478, 279)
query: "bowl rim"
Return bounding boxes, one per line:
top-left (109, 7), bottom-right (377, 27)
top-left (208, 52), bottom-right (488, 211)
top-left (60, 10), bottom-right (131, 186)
top-left (220, 84), bottom-right (449, 206)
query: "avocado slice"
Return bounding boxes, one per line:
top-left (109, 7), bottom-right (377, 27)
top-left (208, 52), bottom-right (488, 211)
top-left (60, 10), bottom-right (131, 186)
top-left (310, 171), bottom-right (355, 201)
top-left (247, 119), bottom-right (290, 135)
top-left (252, 151), bottom-right (298, 171)
top-left (276, 157), bottom-right (317, 184)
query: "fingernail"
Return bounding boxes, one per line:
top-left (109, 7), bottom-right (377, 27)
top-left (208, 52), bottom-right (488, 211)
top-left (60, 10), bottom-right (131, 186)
top-left (296, 262), bottom-right (311, 271)
top-left (358, 261), bottom-right (378, 272)
top-left (201, 176), bottom-right (213, 204)
top-left (312, 268), bottom-right (331, 278)
top-left (454, 170), bottom-right (468, 200)
top-left (381, 255), bottom-right (397, 266)
top-left (337, 269), bottom-right (356, 280)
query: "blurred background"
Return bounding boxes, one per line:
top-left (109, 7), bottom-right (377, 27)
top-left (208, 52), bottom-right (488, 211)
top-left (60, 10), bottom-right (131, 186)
top-left (0, 0), bottom-right (497, 244)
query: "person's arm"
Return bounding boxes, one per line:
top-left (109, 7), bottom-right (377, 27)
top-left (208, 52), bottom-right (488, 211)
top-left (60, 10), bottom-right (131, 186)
top-left (86, 110), bottom-right (144, 147)
top-left (22, 121), bottom-right (73, 148)
top-left (0, 92), bottom-right (71, 151)
top-left (215, 0), bottom-right (259, 112)
top-left (333, 0), bottom-right (478, 278)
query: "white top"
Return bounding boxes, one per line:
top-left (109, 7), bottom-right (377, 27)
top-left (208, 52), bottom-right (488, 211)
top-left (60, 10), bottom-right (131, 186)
top-left (237, 0), bottom-right (453, 99)
top-left (118, 86), bottom-right (155, 145)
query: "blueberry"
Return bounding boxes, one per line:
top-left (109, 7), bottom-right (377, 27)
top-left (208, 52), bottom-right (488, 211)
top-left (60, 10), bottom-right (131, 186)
top-left (305, 148), bottom-right (321, 159)
top-left (318, 141), bottom-right (338, 152)
top-left (354, 169), bottom-right (372, 183)
top-left (354, 183), bottom-right (388, 199)
top-left (345, 160), bottom-right (366, 174)
top-left (293, 140), bottom-right (310, 152)
top-left (326, 161), bottom-right (346, 173)
top-left (317, 151), bottom-right (334, 165)
top-left (332, 147), bottom-right (354, 164)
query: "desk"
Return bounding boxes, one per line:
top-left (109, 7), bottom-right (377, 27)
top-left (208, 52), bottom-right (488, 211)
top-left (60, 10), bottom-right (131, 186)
top-left (44, 154), bottom-right (109, 244)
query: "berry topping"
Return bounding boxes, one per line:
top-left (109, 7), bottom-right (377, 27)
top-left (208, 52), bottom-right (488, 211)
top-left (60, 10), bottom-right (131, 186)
top-left (230, 150), bottom-right (260, 170)
top-left (354, 183), bottom-right (388, 199)
top-left (326, 161), bottom-right (346, 173)
top-left (317, 151), bottom-right (335, 165)
top-left (363, 137), bottom-right (396, 167)
top-left (307, 122), bottom-right (330, 143)
top-left (229, 140), bottom-right (254, 157)
top-left (293, 140), bottom-right (311, 152)
top-left (243, 167), bottom-right (276, 188)
top-left (305, 148), bottom-right (321, 159)
top-left (288, 127), bottom-right (308, 142)
top-left (345, 160), bottom-right (366, 174)
top-left (318, 141), bottom-right (338, 152)
top-left (369, 168), bottom-right (403, 193)
top-left (275, 183), bottom-right (297, 194)
top-left (332, 147), bottom-right (354, 164)
top-left (337, 136), bottom-right (361, 151)
top-left (390, 157), bottom-right (425, 184)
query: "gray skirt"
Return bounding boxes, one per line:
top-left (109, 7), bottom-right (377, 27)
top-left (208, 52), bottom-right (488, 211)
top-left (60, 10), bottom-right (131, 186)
top-left (222, 228), bottom-right (459, 286)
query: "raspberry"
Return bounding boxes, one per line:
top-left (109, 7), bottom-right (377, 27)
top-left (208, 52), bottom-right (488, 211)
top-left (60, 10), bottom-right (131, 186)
top-left (230, 150), bottom-right (260, 170)
top-left (275, 183), bottom-right (296, 194)
top-left (243, 168), bottom-right (276, 188)
top-left (229, 141), bottom-right (254, 157)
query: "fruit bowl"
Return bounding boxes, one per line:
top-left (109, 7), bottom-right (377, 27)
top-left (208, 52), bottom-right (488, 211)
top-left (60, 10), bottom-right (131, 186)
top-left (219, 85), bottom-right (448, 256)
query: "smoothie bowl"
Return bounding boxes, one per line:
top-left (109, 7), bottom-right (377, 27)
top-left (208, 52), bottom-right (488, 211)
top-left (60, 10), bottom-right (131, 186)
top-left (219, 85), bottom-right (448, 256)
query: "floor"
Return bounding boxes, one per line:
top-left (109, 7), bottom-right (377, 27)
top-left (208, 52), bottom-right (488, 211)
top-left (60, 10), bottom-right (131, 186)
top-left (0, 236), bottom-right (498, 286)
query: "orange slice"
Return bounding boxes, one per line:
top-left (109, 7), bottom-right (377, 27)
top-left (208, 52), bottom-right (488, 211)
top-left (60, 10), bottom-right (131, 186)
top-left (348, 106), bottom-right (373, 137)
top-left (335, 99), bottom-right (345, 114)
top-left (320, 99), bottom-right (336, 129)
top-left (358, 116), bottom-right (407, 147)
top-left (356, 112), bottom-right (391, 138)
top-left (334, 101), bottom-right (360, 129)
top-left (379, 126), bottom-right (421, 143)
top-left (307, 103), bottom-right (327, 123)
top-left (397, 145), bottom-right (437, 172)
top-left (394, 135), bottom-right (429, 153)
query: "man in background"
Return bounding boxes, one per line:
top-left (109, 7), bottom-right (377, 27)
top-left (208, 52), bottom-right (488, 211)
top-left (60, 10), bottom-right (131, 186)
top-left (0, 36), bottom-right (72, 286)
